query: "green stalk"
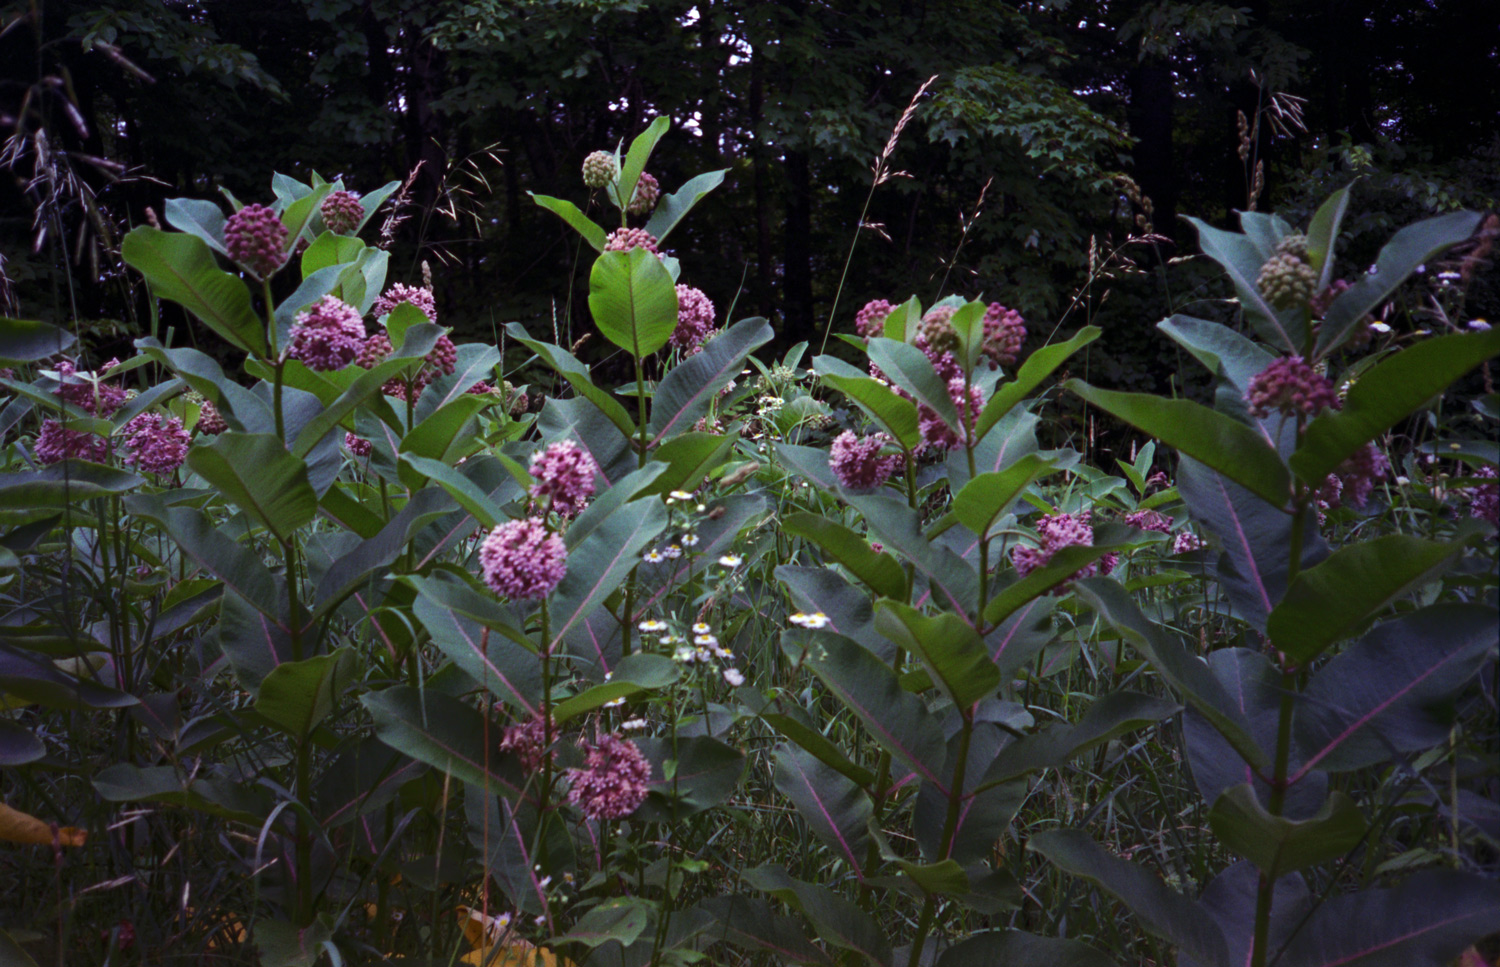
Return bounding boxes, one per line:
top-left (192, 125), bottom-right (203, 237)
top-left (908, 715), bottom-right (974, 967)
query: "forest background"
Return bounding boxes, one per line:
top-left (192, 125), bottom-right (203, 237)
top-left (3, 0), bottom-right (1499, 394)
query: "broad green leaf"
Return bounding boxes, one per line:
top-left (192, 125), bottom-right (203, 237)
top-left (163, 197), bottom-right (228, 256)
top-left (254, 648), bottom-right (355, 737)
top-left (530, 193), bottom-right (607, 251)
top-left (550, 495), bottom-right (667, 644)
top-left (309, 487), bottom-right (455, 621)
top-left (1291, 327), bottom-right (1500, 484)
top-left (186, 433), bottom-right (317, 542)
top-left (279, 182), bottom-right (332, 247)
top-left (794, 631), bottom-right (947, 790)
top-left (875, 602), bottom-right (998, 709)
top-left (783, 513), bottom-right (907, 601)
top-left (1209, 784), bottom-right (1365, 879)
top-left (1266, 534), bottom-right (1467, 664)
top-left (0, 462), bottom-right (143, 507)
top-left (847, 494), bottom-right (977, 614)
top-left (300, 231), bottom-right (365, 277)
top-left (635, 735), bottom-right (746, 818)
top-left (0, 928), bottom-right (39, 967)
top-left (975, 325), bottom-right (1100, 442)
top-left (1304, 182), bottom-right (1353, 284)
top-left (1185, 215), bottom-right (1303, 354)
top-left (616, 116), bottom-right (671, 212)
top-left (122, 227), bottom-right (268, 357)
top-left (395, 394), bottom-right (490, 487)
top-left (551, 653), bottom-right (679, 724)
top-left (1317, 210), bottom-right (1483, 356)
top-left (587, 248), bottom-right (679, 360)
top-left (1296, 604), bottom-right (1498, 773)
top-left (1072, 578), bottom-right (1270, 771)
top-left (400, 454), bottom-right (504, 528)
top-left (1029, 830), bottom-right (1228, 967)
top-left (505, 324), bottom-right (637, 440)
top-left (690, 896), bottom-right (829, 966)
top-left (952, 453), bottom-right (1060, 539)
top-left (867, 337), bottom-right (957, 428)
top-left (408, 574), bottom-right (540, 713)
top-left (1278, 871), bottom-right (1500, 967)
top-left (649, 316), bottom-right (774, 441)
top-left (819, 372), bottom-right (921, 451)
top-left (645, 168), bottom-right (726, 241)
top-left (123, 493), bottom-right (280, 616)
top-left (0, 648), bottom-right (136, 711)
top-left (637, 431), bottom-right (736, 497)
top-left (758, 705), bottom-right (877, 789)
top-left (773, 745), bottom-right (872, 873)
top-left (566, 463), bottom-right (667, 548)
top-left (743, 866), bottom-right (892, 967)
top-left (92, 763), bottom-right (268, 823)
top-left (936, 931), bottom-right (1120, 967)
top-left (133, 337), bottom-right (270, 431)
top-left (1067, 380), bottom-right (1291, 507)
top-left (0, 318), bottom-right (75, 363)
top-left (978, 691), bottom-right (1180, 790)
top-left (982, 543), bottom-right (1124, 627)
top-left (0, 721), bottom-right (45, 766)
top-left (362, 686), bottom-right (525, 798)
top-left (551, 898), bottom-right (653, 949)
top-left (1157, 315), bottom-right (1275, 392)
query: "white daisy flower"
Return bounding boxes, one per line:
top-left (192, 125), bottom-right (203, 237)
top-left (643, 549), bottom-right (665, 563)
top-left (718, 554), bottom-right (743, 567)
top-left (681, 533), bottom-right (700, 546)
top-left (638, 619), bottom-right (667, 632)
top-left (722, 668), bottom-right (745, 687)
top-left (622, 717), bottom-right (648, 731)
top-left (663, 544), bottom-right (683, 559)
top-left (694, 633), bottom-right (718, 647)
top-left (789, 611), bottom-right (830, 629)
top-left (692, 621), bottom-right (711, 634)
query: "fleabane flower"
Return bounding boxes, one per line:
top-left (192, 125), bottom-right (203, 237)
top-left (717, 554), bottom-right (742, 567)
top-left (567, 734), bottom-right (651, 821)
top-left (789, 612), bottom-right (830, 629)
top-left (289, 296), bottom-right (366, 371)
top-left (829, 431), bottom-right (899, 491)
top-left (479, 518), bottom-right (567, 600)
top-left (529, 440), bottom-right (599, 517)
top-left (722, 668), bottom-right (745, 687)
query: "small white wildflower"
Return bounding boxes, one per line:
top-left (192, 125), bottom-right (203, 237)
top-left (723, 668), bottom-right (745, 687)
top-left (695, 504), bottom-right (706, 512)
top-left (1369, 321), bottom-right (1392, 334)
top-left (674, 645), bottom-right (696, 663)
top-left (603, 671), bottom-right (613, 681)
top-left (789, 611), bottom-right (830, 629)
top-left (681, 533), bottom-right (700, 546)
top-left (663, 544), bottom-right (683, 559)
top-left (670, 490), bottom-right (694, 501)
top-left (695, 647), bottom-right (713, 662)
top-left (638, 619), bottom-right (667, 632)
top-left (603, 696), bottom-right (625, 708)
top-left (712, 645), bottom-right (734, 660)
top-left (622, 717), bottom-right (648, 731)
top-left (694, 633), bottom-right (718, 647)
top-left (718, 554), bottom-right (743, 567)
top-left (692, 621), bottom-right (711, 634)
top-left (659, 634), bottom-right (682, 645)
top-left (1470, 319), bottom-right (1491, 331)
top-left (534, 915), bottom-right (547, 927)
top-left (539, 876), bottom-right (553, 889)
top-left (643, 549), bottom-right (665, 563)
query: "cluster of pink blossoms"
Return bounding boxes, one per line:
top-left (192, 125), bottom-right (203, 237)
top-left (1316, 442), bottom-right (1390, 513)
top-left (672, 285), bottom-right (717, 354)
top-left (372, 283), bottom-right (437, 323)
top-left (288, 296), bottom-right (366, 371)
top-left (1011, 510), bottom-right (1116, 590)
top-left (36, 359), bottom-right (125, 464)
top-left (567, 733), bottom-right (651, 821)
top-left (829, 431), bottom-right (899, 491)
top-left (855, 299), bottom-right (896, 339)
top-left (224, 203), bottom-right (288, 278)
top-left (35, 422), bottom-right (108, 464)
top-left (1123, 509), bottom-right (1173, 534)
top-left (479, 518), bottom-right (567, 600)
top-left (500, 716), bottom-right (553, 772)
top-left (529, 440), bottom-right (599, 517)
top-left (344, 432), bottom-right (372, 457)
top-left (358, 330), bottom-right (457, 395)
top-left (604, 228), bottom-right (660, 255)
top-left (120, 413), bottom-right (190, 476)
top-left (197, 400), bottom-right (227, 435)
top-left (1469, 466), bottom-right (1498, 526)
top-left (1172, 531), bottom-right (1205, 554)
top-left (320, 190), bottom-right (364, 236)
top-left (918, 376), bottom-right (986, 451)
top-left (1245, 356), bottom-right (1339, 420)
top-left (626, 172), bottom-right (660, 216)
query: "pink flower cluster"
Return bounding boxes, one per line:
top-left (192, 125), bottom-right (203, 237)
top-left (829, 431), bottom-right (899, 490)
top-left (35, 421), bottom-right (108, 464)
top-left (1309, 279), bottom-right (1351, 319)
top-left (1172, 530), bottom-right (1205, 554)
top-left (197, 400), bottom-right (227, 435)
top-left (1123, 509), bottom-right (1173, 534)
top-left (1469, 465), bottom-right (1498, 526)
top-left (529, 440), bottom-right (599, 517)
top-left (372, 283), bottom-right (437, 323)
top-left (567, 733), bottom-right (651, 821)
top-left (604, 228), bottom-right (660, 255)
top-left (53, 359), bottom-right (126, 416)
top-left (121, 413), bottom-right (190, 476)
top-left (626, 172), bottom-right (660, 216)
top-left (981, 303), bottom-right (1027, 368)
top-left (1011, 510), bottom-right (1116, 590)
top-left (915, 306), bottom-right (964, 381)
top-left (672, 285), bottom-right (716, 353)
top-left (345, 432), bottom-right (372, 457)
top-left (480, 518), bottom-right (567, 600)
top-left (1316, 442), bottom-right (1390, 512)
top-left (918, 376), bottom-right (985, 451)
top-left (358, 330), bottom-right (457, 395)
top-left (1246, 356), bottom-right (1339, 420)
top-left (224, 203), bottom-right (287, 278)
top-left (289, 296), bottom-right (367, 371)
top-left (320, 190), bottom-right (364, 236)
top-left (500, 716), bottom-right (552, 772)
top-left (855, 299), bottom-right (895, 339)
